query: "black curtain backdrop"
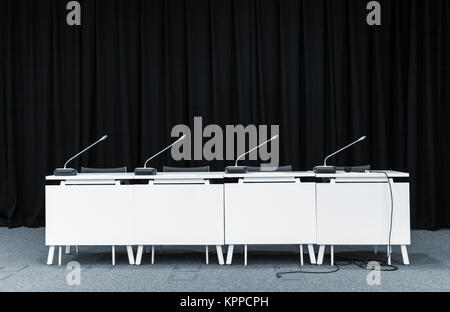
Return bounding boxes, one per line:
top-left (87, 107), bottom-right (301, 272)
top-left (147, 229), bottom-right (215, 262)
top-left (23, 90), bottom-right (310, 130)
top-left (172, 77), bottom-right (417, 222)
top-left (0, 0), bottom-right (449, 229)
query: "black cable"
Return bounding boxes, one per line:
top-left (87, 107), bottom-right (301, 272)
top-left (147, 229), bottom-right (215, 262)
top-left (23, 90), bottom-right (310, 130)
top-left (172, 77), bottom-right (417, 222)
top-left (374, 171), bottom-right (397, 269)
top-left (332, 171), bottom-right (398, 271)
top-left (276, 265), bottom-right (340, 277)
top-left (276, 170), bottom-right (399, 278)
top-left (334, 254), bottom-right (398, 272)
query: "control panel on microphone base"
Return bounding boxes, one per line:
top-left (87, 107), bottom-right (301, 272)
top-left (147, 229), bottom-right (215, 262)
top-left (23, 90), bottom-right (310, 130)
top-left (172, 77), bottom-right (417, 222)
top-left (225, 166), bottom-right (247, 174)
top-left (313, 165), bottom-right (336, 174)
top-left (54, 168), bottom-right (78, 176)
top-left (134, 167), bottom-right (158, 175)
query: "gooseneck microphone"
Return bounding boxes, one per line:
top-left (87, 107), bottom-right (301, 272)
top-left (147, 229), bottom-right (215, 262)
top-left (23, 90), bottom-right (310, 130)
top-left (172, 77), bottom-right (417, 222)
top-left (313, 136), bottom-right (367, 173)
top-left (134, 134), bottom-right (187, 175)
top-left (54, 135), bottom-right (108, 176)
top-left (225, 135), bottom-right (279, 174)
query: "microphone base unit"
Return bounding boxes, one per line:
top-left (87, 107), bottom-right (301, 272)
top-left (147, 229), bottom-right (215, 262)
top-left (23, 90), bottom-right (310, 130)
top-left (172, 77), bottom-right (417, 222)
top-left (335, 165), bottom-right (371, 173)
top-left (225, 166), bottom-right (247, 174)
top-left (313, 165), bottom-right (336, 174)
top-left (134, 167), bottom-right (158, 175)
top-left (54, 168), bottom-right (78, 176)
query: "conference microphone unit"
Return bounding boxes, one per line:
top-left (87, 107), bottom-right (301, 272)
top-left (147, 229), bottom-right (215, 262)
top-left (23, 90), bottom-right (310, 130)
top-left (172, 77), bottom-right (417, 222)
top-left (54, 135), bottom-right (108, 176)
top-left (225, 134), bottom-right (279, 174)
top-left (134, 134), bottom-right (187, 175)
top-left (313, 136), bottom-right (367, 173)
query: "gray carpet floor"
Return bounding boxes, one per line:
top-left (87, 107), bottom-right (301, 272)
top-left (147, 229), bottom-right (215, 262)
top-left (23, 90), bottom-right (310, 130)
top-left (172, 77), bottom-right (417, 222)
top-left (0, 228), bottom-right (449, 292)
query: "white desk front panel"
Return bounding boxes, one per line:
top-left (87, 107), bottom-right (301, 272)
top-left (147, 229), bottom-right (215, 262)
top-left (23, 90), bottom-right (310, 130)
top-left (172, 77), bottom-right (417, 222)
top-left (134, 184), bottom-right (224, 245)
top-left (316, 182), bottom-right (410, 245)
top-left (45, 185), bottom-right (134, 245)
top-left (224, 181), bottom-right (316, 244)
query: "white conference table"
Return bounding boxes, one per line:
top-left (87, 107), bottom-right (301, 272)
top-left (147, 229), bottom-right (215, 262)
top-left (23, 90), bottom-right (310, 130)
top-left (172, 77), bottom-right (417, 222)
top-left (314, 170), bottom-right (410, 266)
top-left (223, 171), bottom-right (317, 265)
top-left (45, 169), bottom-right (410, 266)
top-left (46, 172), bottom-right (225, 266)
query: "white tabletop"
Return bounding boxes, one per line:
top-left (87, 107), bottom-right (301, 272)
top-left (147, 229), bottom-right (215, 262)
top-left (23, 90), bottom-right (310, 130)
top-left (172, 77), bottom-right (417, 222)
top-left (315, 170), bottom-right (409, 178)
top-left (46, 172), bottom-right (225, 181)
top-left (46, 170), bottom-right (409, 181)
top-left (223, 171), bottom-right (315, 178)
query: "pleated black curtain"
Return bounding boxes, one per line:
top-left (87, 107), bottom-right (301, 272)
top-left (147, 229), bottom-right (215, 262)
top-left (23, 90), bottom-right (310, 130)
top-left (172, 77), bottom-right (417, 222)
top-left (0, 0), bottom-right (449, 229)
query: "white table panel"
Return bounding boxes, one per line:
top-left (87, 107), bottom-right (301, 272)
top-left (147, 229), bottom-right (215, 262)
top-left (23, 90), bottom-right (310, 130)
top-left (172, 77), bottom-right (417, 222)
top-left (224, 181), bottom-right (316, 244)
top-left (134, 184), bottom-right (224, 245)
top-left (316, 182), bottom-right (410, 245)
top-left (45, 185), bottom-right (134, 245)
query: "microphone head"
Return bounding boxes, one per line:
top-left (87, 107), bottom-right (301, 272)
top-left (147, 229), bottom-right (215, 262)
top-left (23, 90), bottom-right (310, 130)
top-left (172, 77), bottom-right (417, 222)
top-left (271, 134), bottom-right (279, 140)
top-left (101, 135), bottom-right (108, 141)
top-left (175, 134), bottom-right (187, 143)
top-left (359, 136), bottom-right (366, 141)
